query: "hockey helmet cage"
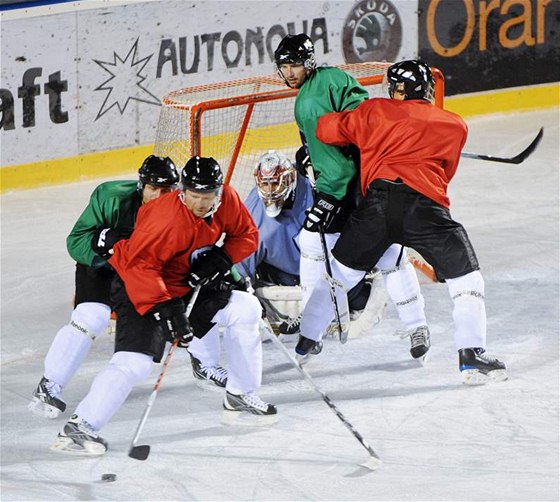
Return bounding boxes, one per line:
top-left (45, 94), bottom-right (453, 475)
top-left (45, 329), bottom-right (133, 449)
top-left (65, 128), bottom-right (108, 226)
top-left (138, 155), bottom-right (180, 191)
top-left (386, 60), bottom-right (435, 102)
top-left (274, 33), bottom-right (316, 74)
top-left (255, 150), bottom-right (297, 218)
top-left (181, 156), bottom-right (224, 193)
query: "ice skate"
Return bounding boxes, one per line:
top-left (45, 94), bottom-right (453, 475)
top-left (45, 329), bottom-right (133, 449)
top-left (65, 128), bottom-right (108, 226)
top-left (50, 415), bottom-right (108, 456)
top-left (190, 354), bottom-right (227, 391)
top-left (28, 377), bottom-right (66, 419)
top-left (396, 325), bottom-right (431, 362)
top-left (222, 391), bottom-right (278, 426)
top-left (459, 348), bottom-right (508, 385)
top-left (295, 335), bottom-right (323, 364)
top-left (278, 314), bottom-right (302, 336)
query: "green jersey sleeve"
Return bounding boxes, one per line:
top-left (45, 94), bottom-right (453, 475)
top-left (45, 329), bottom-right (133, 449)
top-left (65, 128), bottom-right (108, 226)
top-left (294, 67), bottom-right (368, 200)
top-left (66, 180), bottom-right (140, 268)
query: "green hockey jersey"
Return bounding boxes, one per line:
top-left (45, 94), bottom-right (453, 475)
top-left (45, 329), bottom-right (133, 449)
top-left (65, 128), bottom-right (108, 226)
top-left (66, 180), bottom-right (141, 268)
top-left (294, 66), bottom-right (369, 200)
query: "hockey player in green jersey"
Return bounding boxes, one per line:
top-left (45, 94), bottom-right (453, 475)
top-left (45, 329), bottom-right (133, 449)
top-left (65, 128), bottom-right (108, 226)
top-left (28, 155), bottom-right (179, 419)
top-left (274, 34), bottom-right (430, 359)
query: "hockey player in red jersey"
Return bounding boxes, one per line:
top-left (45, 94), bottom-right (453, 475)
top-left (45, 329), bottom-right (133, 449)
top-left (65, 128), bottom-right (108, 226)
top-left (302, 59), bottom-right (507, 384)
top-left (28, 155), bottom-right (179, 420)
top-left (51, 156), bottom-right (277, 456)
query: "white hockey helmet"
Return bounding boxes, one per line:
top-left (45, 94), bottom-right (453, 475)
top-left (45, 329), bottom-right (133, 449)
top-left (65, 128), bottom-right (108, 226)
top-left (254, 151), bottom-right (297, 218)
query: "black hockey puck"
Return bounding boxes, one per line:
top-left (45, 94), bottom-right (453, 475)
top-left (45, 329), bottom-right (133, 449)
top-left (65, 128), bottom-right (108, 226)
top-left (101, 473), bottom-right (117, 482)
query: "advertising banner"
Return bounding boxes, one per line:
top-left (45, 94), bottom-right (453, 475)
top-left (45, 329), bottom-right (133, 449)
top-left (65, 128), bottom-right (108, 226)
top-left (1, 0), bottom-right (418, 167)
top-left (418, 0), bottom-right (560, 95)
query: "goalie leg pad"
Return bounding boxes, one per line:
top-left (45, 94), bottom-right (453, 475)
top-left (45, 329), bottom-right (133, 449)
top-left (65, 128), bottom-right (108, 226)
top-left (255, 285), bottom-right (302, 320)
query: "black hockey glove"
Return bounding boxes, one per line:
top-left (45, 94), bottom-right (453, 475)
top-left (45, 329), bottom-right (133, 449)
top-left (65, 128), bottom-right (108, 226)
top-left (91, 227), bottom-right (133, 257)
top-left (303, 192), bottom-right (342, 233)
top-left (213, 269), bottom-right (249, 293)
top-left (151, 298), bottom-right (193, 347)
top-left (186, 246), bottom-right (233, 288)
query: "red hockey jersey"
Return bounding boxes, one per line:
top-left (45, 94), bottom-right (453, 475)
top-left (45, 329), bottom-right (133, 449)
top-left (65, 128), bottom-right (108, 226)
top-left (109, 186), bottom-right (258, 315)
top-left (316, 98), bottom-right (467, 208)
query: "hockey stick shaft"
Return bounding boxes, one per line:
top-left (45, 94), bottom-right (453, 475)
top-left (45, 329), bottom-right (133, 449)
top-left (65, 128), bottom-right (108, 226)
top-left (461, 127), bottom-right (543, 164)
top-left (317, 225), bottom-right (346, 343)
top-left (306, 166), bottom-right (346, 343)
top-left (261, 318), bottom-right (381, 467)
top-left (129, 285), bottom-right (201, 460)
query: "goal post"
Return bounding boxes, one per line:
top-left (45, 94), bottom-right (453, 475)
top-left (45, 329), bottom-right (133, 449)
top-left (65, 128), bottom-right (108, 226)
top-left (154, 62), bottom-right (445, 200)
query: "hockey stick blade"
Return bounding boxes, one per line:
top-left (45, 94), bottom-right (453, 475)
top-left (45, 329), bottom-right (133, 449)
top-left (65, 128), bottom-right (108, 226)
top-left (461, 127), bottom-right (543, 164)
top-left (260, 318), bottom-right (382, 467)
top-left (127, 285), bottom-right (202, 461)
top-left (128, 444), bottom-right (150, 461)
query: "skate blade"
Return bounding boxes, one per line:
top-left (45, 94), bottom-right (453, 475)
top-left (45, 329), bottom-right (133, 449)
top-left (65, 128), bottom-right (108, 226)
top-left (462, 368), bottom-right (508, 386)
top-left (360, 455), bottom-right (383, 471)
top-left (28, 398), bottom-right (62, 419)
top-left (413, 350), bottom-right (430, 366)
top-left (50, 436), bottom-right (106, 456)
top-left (194, 378), bottom-right (226, 393)
top-left (296, 352), bottom-right (318, 365)
top-left (220, 410), bottom-right (279, 427)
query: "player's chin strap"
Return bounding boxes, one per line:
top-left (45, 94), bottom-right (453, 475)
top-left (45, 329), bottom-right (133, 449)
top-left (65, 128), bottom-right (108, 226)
top-left (178, 191), bottom-right (222, 219)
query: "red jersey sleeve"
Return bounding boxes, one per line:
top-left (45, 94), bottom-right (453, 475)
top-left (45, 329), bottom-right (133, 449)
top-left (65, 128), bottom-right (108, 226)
top-left (316, 111), bottom-right (357, 147)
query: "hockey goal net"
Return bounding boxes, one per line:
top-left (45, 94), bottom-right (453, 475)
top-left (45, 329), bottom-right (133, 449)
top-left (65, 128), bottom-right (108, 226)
top-left (154, 62), bottom-right (445, 200)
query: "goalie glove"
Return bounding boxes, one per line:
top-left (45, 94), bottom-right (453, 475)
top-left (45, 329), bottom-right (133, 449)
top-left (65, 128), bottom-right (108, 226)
top-left (304, 192), bottom-right (341, 233)
top-left (91, 227), bottom-right (133, 257)
top-left (186, 246), bottom-right (233, 287)
top-left (151, 298), bottom-right (193, 347)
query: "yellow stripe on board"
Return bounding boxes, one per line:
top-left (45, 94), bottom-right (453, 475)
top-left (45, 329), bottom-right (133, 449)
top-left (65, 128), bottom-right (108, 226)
top-left (1, 145), bottom-right (153, 194)
top-left (1, 83), bottom-right (557, 193)
top-left (445, 82), bottom-right (558, 118)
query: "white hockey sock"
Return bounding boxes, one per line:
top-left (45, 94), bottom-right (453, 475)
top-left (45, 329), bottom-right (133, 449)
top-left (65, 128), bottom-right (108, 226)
top-left (446, 270), bottom-right (486, 350)
top-left (74, 351), bottom-right (153, 431)
top-left (212, 291), bottom-right (262, 395)
top-left (188, 327), bottom-right (221, 367)
top-left (44, 302), bottom-right (111, 388)
top-left (378, 247), bottom-right (427, 330)
top-left (300, 258), bottom-right (362, 342)
top-left (299, 229), bottom-right (339, 308)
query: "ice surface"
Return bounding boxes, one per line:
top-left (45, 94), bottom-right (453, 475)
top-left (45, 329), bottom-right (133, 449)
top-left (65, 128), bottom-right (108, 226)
top-left (1, 109), bottom-right (558, 501)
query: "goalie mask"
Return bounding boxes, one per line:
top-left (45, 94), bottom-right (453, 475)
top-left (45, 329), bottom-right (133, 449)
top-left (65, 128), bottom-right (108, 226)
top-left (386, 60), bottom-right (435, 102)
top-left (137, 155), bottom-right (179, 192)
top-left (274, 33), bottom-right (316, 86)
top-left (180, 156), bottom-right (224, 218)
top-left (255, 150), bottom-right (297, 218)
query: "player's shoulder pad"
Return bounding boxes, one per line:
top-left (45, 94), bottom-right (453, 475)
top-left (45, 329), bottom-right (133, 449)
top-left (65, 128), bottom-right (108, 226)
top-left (93, 180), bottom-right (138, 198)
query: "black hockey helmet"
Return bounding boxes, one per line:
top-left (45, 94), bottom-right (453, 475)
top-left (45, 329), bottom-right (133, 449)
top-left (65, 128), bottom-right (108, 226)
top-left (181, 156), bottom-right (224, 193)
top-left (137, 155), bottom-right (179, 191)
top-left (386, 60), bottom-right (434, 101)
top-left (274, 33), bottom-right (316, 73)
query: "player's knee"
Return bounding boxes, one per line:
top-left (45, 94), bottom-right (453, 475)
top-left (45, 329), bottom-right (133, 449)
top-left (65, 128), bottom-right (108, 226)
top-left (71, 302), bottom-right (111, 340)
top-left (447, 270), bottom-right (485, 301)
top-left (109, 351), bottom-right (153, 384)
top-left (376, 244), bottom-right (408, 273)
top-left (229, 291), bottom-right (262, 324)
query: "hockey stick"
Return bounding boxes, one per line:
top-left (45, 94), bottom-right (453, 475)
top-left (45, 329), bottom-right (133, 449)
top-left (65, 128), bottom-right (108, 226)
top-left (306, 166), bottom-right (349, 344)
top-left (461, 127), bottom-right (543, 164)
top-left (259, 318), bottom-right (382, 470)
top-left (128, 285), bottom-right (201, 461)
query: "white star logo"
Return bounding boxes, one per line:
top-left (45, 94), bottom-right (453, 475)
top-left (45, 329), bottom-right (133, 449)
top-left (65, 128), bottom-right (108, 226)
top-left (93, 38), bottom-right (160, 120)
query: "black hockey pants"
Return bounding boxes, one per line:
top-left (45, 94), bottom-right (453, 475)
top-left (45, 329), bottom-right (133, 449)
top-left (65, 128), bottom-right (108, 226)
top-left (332, 179), bottom-right (479, 280)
